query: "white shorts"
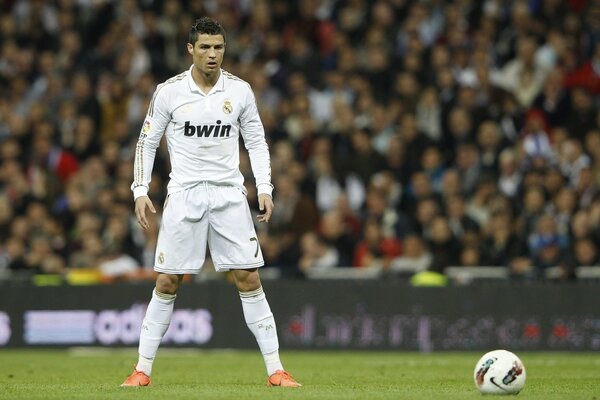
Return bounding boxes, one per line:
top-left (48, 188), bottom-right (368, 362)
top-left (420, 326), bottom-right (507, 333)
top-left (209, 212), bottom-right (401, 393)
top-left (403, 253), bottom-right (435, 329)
top-left (154, 183), bottom-right (264, 274)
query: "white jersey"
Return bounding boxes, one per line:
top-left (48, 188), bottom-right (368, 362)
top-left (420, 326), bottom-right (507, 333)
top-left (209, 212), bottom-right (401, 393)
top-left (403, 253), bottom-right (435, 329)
top-left (131, 66), bottom-right (273, 199)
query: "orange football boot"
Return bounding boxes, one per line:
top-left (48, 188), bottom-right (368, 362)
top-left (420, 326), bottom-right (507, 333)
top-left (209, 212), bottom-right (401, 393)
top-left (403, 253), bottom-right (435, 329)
top-left (267, 370), bottom-right (302, 387)
top-left (121, 368), bottom-right (151, 387)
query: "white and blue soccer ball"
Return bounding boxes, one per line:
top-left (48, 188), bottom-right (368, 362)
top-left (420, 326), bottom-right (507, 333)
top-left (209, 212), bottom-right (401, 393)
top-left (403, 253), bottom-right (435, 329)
top-left (473, 350), bottom-right (526, 395)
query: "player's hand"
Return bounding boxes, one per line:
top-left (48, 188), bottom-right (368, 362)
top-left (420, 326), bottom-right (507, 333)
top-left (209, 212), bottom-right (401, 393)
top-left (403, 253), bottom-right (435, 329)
top-left (257, 194), bottom-right (273, 223)
top-left (135, 196), bottom-right (156, 230)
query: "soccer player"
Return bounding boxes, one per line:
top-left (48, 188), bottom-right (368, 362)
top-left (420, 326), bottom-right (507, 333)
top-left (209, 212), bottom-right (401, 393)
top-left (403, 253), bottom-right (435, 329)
top-left (121, 17), bottom-right (300, 388)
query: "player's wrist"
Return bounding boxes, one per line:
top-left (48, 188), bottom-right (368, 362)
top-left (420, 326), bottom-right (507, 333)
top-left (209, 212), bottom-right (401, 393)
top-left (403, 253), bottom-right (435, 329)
top-left (257, 183), bottom-right (273, 197)
top-left (133, 186), bottom-right (149, 200)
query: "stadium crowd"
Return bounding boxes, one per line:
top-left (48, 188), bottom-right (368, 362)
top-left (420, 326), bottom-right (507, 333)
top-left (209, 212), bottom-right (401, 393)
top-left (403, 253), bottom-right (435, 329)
top-left (0, 0), bottom-right (599, 282)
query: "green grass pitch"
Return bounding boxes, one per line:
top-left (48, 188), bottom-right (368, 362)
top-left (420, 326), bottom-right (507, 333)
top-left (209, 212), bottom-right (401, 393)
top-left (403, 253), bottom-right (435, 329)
top-left (0, 349), bottom-right (598, 399)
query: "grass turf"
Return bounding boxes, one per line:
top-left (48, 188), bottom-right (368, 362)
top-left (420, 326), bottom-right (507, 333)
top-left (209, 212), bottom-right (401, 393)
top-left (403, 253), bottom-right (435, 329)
top-left (0, 349), bottom-right (598, 399)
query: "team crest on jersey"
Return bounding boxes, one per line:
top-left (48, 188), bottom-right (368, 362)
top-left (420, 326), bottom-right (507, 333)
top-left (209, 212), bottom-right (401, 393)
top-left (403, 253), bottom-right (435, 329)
top-left (223, 100), bottom-right (233, 114)
top-left (143, 120), bottom-right (151, 134)
top-left (158, 252), bottom-right (165, 264)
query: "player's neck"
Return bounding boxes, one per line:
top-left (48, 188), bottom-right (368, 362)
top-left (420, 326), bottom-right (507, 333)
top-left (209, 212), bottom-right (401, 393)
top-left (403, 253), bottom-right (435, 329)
top-left (191, 67), bottom-right (220, 94)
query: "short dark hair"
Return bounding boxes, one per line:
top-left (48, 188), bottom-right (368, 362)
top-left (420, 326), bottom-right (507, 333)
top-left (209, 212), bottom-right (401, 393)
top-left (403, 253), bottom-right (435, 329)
top-left (189, 17), bottom-right (226, 45)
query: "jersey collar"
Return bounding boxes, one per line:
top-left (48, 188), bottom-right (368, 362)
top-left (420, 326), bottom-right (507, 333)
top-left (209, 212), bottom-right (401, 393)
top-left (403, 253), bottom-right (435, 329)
top-left (187, 65), bottom-right (226, 95)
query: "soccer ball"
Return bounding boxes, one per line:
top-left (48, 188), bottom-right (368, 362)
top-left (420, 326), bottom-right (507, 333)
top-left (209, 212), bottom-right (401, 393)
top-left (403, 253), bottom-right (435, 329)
top-left (473, 349), bottom-right (526, 395)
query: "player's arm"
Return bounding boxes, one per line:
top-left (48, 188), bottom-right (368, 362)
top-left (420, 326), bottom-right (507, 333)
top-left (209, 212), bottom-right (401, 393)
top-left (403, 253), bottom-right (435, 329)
top-left (239, 85), bottom-right (273, 223)
top-left (131, 86), bottom-right (170, 230)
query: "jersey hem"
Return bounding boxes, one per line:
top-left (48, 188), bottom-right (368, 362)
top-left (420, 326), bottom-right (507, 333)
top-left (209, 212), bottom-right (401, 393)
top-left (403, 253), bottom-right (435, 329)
top-left (154, 261), bottom-right (265, 274)
top-left (153, 266), bottom-right (202, 274)
top-left (215, 261), bottom-right (265, 271)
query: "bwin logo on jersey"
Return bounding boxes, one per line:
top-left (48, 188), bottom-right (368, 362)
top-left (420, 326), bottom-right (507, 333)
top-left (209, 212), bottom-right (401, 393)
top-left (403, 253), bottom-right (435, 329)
top-left (184, 120), bottom-right (232, 137)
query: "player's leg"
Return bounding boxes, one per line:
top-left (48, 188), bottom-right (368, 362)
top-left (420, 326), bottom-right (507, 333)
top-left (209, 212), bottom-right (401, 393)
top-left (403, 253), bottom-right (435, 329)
top-left (232, 268), bottom-right (301, 387)
top-left (123, 188), bottom-right (210, 386)
top-left (208, 186), bottom-right (300, 387)
top-left (136, 274), bottom-right (183, 375)
top-left (231, 268), bottom-right (282, 373)
top-left (122, 273), bottom-right (183, 387)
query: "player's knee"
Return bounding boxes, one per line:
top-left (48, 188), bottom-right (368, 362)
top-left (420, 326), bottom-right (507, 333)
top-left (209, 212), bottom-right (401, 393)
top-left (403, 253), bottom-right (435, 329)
top-left (155, 274), bottom-right (180, 295)
top-left (235, 270), bottom-right (261, 292)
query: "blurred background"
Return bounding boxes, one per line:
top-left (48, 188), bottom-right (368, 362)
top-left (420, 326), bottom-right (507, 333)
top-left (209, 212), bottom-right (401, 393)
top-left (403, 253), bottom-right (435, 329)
top-left (1, 0), bottom-right (599, 284)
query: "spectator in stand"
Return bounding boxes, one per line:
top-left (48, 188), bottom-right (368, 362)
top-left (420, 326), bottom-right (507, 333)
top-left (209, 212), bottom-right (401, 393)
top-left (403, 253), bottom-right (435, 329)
top-left (520, 109), bottom-right (554, 167)
top-left (572, 236), bottom-right (599, 267)
top-left (413, 196), bottom-right (441, 240)
top-left (440, 168), bottom-right (462, 200)
top-left (565, 87), bottom-right (597, 141)
top-left (353, 218), bottom-right (402, 269)
top-left (345, 127), bottom-right (387, 185)
top-left (69, 232), bottom-right (103, 269)
top-left (575, 166), bottom-right (599, 209)
top-left (268, 173), bottom-right (319, 275)
top-left (24, 236), bottom-right (65, 275)
top-left (465, 177), bottom-right (496, 228)
top-left (533, 69), bottom-right (570, 127)
top-left (460, 245), bottom-right (482, 267)
top-left (492, 36), bottom-right (548, 108)
top-left (543, 167), bottom-right (567, 202)
top-left (551, 187), bottom-right (578, 238)
top-left (454, 142), bottom-right (482, 196)
top-left (481, 210), bottom-right (521, 267)
top-left (528, 214), bottom-right (571, 277)
top-left (427, 216), bottom-right (460, 273)
top-left (497, 148), bottom-right (522, 198)
top-left (589, 197), bottom-right (600, 242)
top-left (270, 173), bottom-right (318, 240)
top-left (402, 170), bottom-right (438, 215)
top-left (29, 121), bottom-right (79, 185)
top-left (445, 194), bottom-right (479, 243)
top-left (3, 237), bottom-right (28, 272)
top-left (559, 138), bottom-right (591, 186)
top-left (318, 208), bottom-right (356, 268)
top-left (420, 146), bottom-right (446, 194)
top-left (584, 131), bottom-right (600, 186)
top-left (398, 113), bottom-right (433, 177)
top-left (388, 234), bottom-right (432, 276)
top-left (564, 42), bottom-right (600, 95)
top-left (517, 185), bottom-right (547, 240)
top-left (477, 120), bottom-right (504, 174)
top-left (298, 231), bottom-right (340, 274)
top-left (444, 107), bottom-right (474, 160)
top-left (362, 184), bottom-right (400, 239)
top-left (416, 86), bottom-right (442, 144)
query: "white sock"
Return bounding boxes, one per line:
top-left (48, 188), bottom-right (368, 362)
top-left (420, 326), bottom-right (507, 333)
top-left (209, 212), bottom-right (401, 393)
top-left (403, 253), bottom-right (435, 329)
top-left (240, 286), bottom-right (283, 376)
top-left (136, 289), bottom-right (176, 376)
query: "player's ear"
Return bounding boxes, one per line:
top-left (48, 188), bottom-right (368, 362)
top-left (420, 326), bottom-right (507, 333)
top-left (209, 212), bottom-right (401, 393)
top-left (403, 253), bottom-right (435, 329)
top-left (187, 43), bottom-right (194, 55)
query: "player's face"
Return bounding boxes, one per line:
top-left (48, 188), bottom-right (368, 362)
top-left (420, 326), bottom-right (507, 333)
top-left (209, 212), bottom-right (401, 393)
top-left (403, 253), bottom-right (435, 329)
top-left (187, 34), bottom-right (225, 75)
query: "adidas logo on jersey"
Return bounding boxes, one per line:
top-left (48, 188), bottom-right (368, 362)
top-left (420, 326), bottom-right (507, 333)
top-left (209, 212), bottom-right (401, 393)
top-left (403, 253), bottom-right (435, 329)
top-left (184, 120), bottom-right (232, 137)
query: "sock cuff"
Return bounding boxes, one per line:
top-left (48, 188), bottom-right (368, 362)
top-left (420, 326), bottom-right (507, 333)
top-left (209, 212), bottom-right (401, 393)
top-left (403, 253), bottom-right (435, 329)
top-left (250, 314), bottom-right (274, 325)
top-left (154, 288), bottom-right (176, 301)
top-left (239, 286), bottom-right (264, 299)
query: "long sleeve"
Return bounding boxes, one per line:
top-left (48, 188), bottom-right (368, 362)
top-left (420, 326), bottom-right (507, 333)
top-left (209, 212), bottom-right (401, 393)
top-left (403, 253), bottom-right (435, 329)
top-left (131, 86), bottom-right (171, 199)
top-left (239, 86), bottom-right (273, 197)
